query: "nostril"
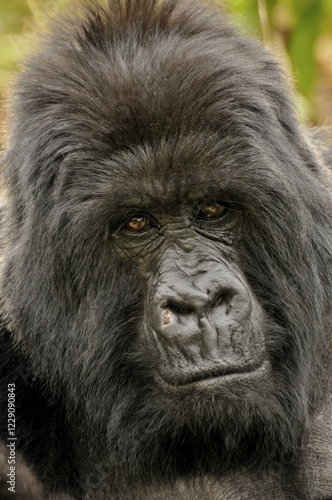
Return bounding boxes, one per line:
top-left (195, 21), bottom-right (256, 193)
top-left (210, 293), bottom-right (225, 308)
top-left (209, 291), bottom-right (234, 314)
top-left (159, 300), bottom-right (196, 318)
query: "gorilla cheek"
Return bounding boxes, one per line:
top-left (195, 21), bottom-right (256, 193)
top-left (144, 249), bottom-right (267, 387)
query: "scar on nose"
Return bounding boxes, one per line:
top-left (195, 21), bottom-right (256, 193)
top-left (161, 309), bottom-right (171, 326)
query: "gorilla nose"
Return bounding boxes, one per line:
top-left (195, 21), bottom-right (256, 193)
top-left (148, 264), bottom-right (248, 350)
top-left (159, 288), bottom-right (213, 319)
top-left (155, 285), bottom-right (230, 330)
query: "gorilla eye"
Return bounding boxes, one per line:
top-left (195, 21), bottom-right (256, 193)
top-left (122, 214), bottom-right (153, 234)
top-left (197, 203), bottom-right (228, 220)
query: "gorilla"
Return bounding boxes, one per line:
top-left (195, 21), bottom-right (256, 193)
top-left (0, 0), bottom-right (331, 498)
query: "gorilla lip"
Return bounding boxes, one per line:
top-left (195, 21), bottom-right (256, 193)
top-left (156, 350), bottom-right (267, 387)
top-left (156, 358), bottom-right (269, 389)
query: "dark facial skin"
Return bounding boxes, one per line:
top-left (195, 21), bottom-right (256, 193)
top-left (113, 196), bottom-right (266, 388)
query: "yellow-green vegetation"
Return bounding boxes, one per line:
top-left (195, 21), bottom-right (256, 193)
top-left (0, 0), bottom-right (331, 123)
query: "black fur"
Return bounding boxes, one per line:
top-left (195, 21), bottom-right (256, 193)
top-left (0, 1), bottom-right (331, 498)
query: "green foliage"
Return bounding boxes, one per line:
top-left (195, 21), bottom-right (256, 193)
top-left (0, 0), bottom-right (30, 72)
top-left (223, 0), bottom-right (332, 123)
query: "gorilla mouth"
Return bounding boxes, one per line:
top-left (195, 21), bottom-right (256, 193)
top-left (158, 355), bottom-right (267, 387)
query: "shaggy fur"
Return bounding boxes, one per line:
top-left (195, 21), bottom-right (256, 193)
top-left (0, 1), bottom-right (331, 498)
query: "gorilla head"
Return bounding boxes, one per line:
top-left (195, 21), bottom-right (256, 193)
top-left (1, 0), bottom-right (331, 497)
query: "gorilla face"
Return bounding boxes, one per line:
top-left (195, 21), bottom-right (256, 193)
top-left (1, 0), bottom-right (331, 487)
top-left (112, 179), bottom-right (266, 389)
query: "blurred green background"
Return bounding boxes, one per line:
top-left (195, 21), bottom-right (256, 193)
top-left (0, 0), bottom-right (331, 124)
